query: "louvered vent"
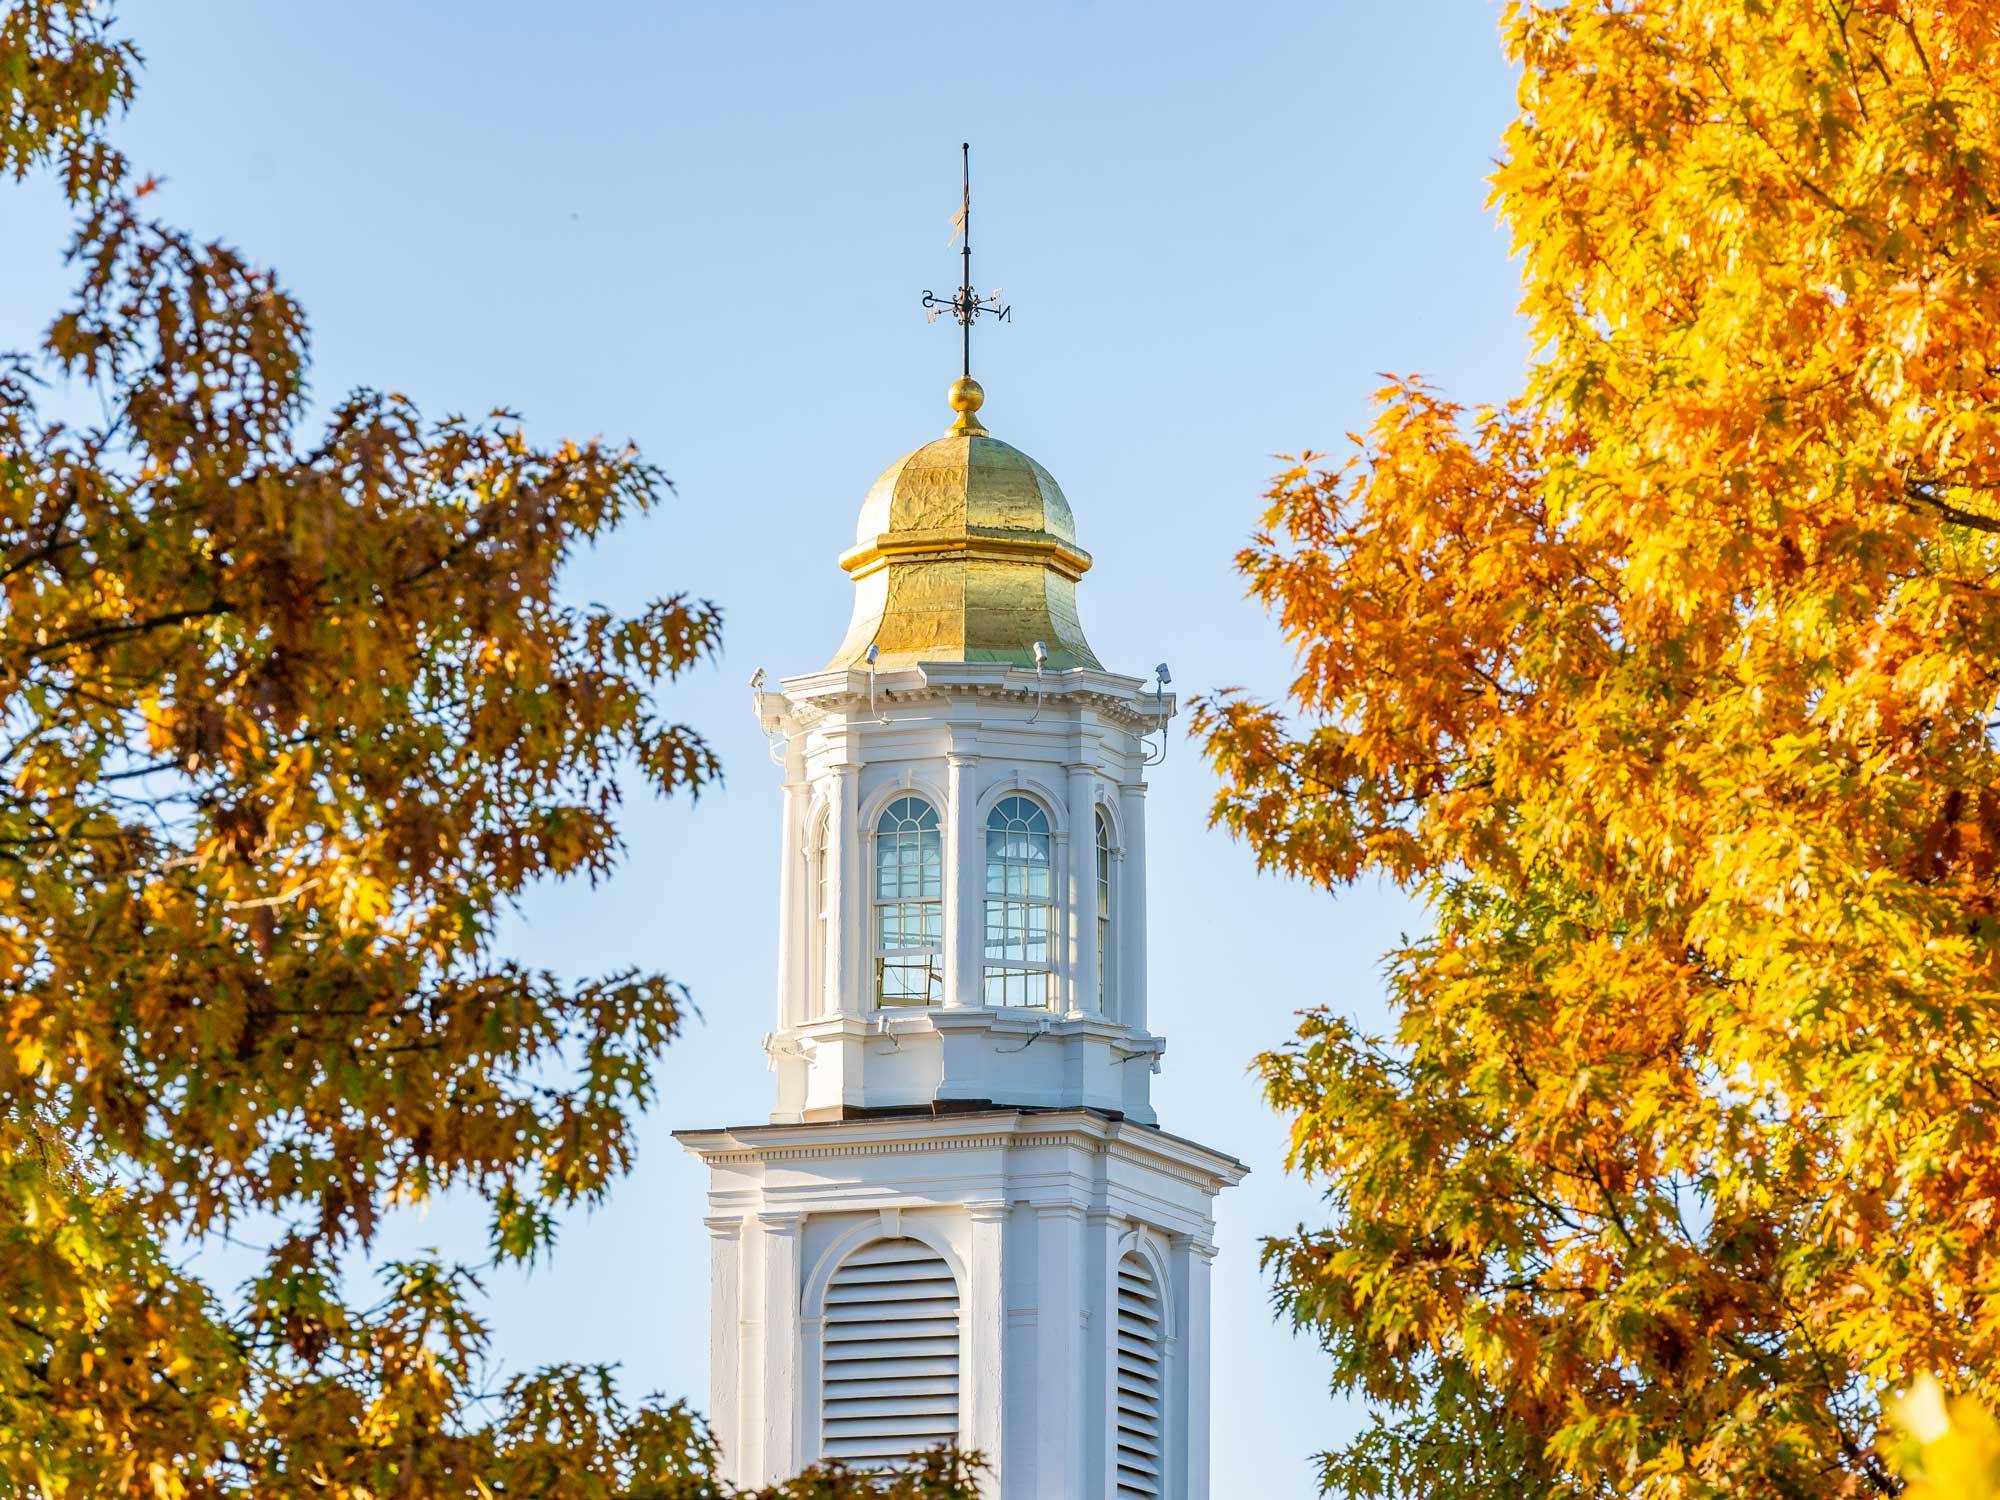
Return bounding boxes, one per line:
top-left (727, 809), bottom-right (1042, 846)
top-left (1114, 1253), bottom-right (1165, 1498)
top-left (821, 1238), bottom-right (960, 1467)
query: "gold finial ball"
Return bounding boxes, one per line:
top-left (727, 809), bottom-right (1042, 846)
top-left (948, 375), bottom-right (985, 416)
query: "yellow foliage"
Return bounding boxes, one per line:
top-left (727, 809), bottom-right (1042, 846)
top-left (1, 7), bottom-right (985, 1494)
top-left (0, 6), bottom-right (987, 1499)
top-left (1896, 1379), bottom-right (2000, 1500)
top-left (1201, 1), bottom-right (2000, 1496)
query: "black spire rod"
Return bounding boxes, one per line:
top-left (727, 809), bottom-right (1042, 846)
top-left (923, 142), bottom-right (1010, 380)
top-left (958, 142), bottom-right (971, 378)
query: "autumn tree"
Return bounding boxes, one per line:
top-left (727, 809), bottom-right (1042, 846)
top-left (1200, 2), bottom-right (2000, 1496)
top-left (0, 6), bottom-right (981, 1495)
top-left (1894, 1381), bottom-right (2000, 1500)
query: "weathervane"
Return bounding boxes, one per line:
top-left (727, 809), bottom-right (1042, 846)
top-left (922, 142), bottom-right (1011, 380)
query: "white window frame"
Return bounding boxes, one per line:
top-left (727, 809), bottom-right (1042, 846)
top-left (982, 793), bottom-right (1057, 1007)
top-left (873, 794), bottom-right (944, 1008)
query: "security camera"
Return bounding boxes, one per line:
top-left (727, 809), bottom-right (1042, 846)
top-left (1154, 662), bottom-right (1172, 687)
top-left (865, 644), bottom-right (881, 666)
top-left (1032, 640), bottom-right (1048, 667)
top-left (749, 667), bottom-right (766, 692)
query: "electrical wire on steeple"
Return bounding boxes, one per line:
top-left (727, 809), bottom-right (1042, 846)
top-left (922, 142), bottom-right (1010, 382)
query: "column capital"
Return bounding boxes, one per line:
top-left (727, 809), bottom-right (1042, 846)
top-left (965, 1199), bottom-right (1011, 1223)
top-left (1032, 1200), bottom-right (1089, 1225)
top-left (756, 1211), bottom-right (806, 1236)
top-left (1117, 780), bottom-right (1150, 797)
top-left (703, 1215), bottom-right (746, 1239)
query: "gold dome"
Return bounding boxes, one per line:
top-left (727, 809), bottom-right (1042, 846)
top-left (827, 384), bottom-right (1100, 672)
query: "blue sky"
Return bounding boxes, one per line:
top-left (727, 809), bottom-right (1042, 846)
top-left (1, 3), bottom-right (1525, 1491)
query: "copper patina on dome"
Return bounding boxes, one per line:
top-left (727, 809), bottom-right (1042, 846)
top-left (827, 378), bottom-right (1100, 671)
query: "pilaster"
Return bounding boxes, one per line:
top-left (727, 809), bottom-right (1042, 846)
top-left (1033, 1202), bottom-right (1087, 1499)
top-left (1117, 781), bottom-right (1149, 1034)
top-left (825, 761), bottom-right (861, 1018)
top-left (705, 1215), bottom-right (745, 1484)
top-left (966, 1199), bottom-right (1010, 1494)
top-left (776, 772), bottom-right (808, 1030)
top-left (1171, 1235), bottom-right (1219, 1500)
top-left (756, 1212), bottom-right (805, 1484)
top-left (1067, 761), bottom-right (1101, 1016)
top-left (1087, 1208), bottom-right (1122, 1497)
top-left (945, 748), bottom-right (981, 1007)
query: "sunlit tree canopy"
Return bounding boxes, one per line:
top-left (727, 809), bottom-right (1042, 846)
top-left (1201, 3), bottom-right (2000, 1495)
top-left (0, 4), bottom-right (989, 1494)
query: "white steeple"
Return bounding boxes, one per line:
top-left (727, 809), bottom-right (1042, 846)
top-left (678, 379), bottom-right (1243, 1499)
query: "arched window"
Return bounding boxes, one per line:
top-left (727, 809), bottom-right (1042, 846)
top-left (1095, 808), bottom-right (1114, 1013)
top-left (874, 796), bottom-right (942, 1007)
top-left (1114, 1253), bottom-right (1165, 1498)
top-left (820, 1238), bottom-right (960, 1466)
top-left (983, 795), bottom-right (1054, 1007)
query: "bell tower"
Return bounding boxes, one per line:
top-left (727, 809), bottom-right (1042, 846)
top-left (677, 162), bottom-right (1242, 1496)
top-left (677, 374), bottom-right (1244, 1498)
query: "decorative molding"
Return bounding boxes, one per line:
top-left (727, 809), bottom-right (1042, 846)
top-left (700, 1131), bottom-right (1018, 1164)
top-left (1117, 1227), bottom-right (1178, 1339)
top-left (856, 772), bottom-right (949, 832)
top-left (678, 1115), bottom-right (1248, 1191)
top-left (1091, 788), bottom-right (1126, 847)
top-left (801, 1213), bottom-right (969, 1327)
top-left (972, 773), bottom-right (1070, 832)
top-left (773, 664), bottom-right (1176, 731)
top-left (762, 1032), bottom-right (814, 1063)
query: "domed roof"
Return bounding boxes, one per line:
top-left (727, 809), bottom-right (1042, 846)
top-left (827, 378), bottom-right (1100, 672)
top-left (846, 430), bottom-right (1078, 553)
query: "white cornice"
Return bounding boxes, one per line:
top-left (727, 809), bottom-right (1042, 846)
top-left (674, 1107), bottom-right (1248, 1192)
top-left (769, 665), bottom-right (1175, 734)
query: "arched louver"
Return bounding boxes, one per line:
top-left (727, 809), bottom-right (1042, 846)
top-left (821, 1238), bottom-right (960, 1466)
top-left (1114, 1253), bottom-right (1165, 1498)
